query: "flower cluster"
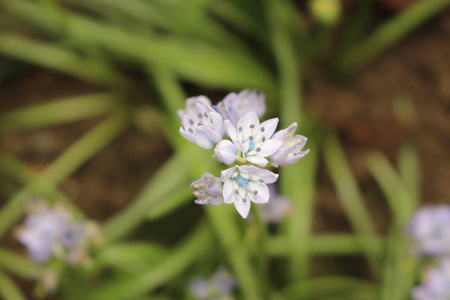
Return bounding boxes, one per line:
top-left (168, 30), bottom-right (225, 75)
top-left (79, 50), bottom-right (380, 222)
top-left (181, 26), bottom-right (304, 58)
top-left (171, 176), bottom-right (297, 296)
top-left (179, 90), bottom-right (309, 218)
top-left (188, 266), bottom-right (236, 300)
top-left (16, 201), bottom-right (100, 266)
top-left (407, 205), bottom-right (450, 300)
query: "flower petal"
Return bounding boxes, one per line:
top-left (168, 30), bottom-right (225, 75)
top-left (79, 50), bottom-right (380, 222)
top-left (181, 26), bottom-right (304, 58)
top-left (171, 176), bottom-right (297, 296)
top-left (258, 118), bottom-right (279, 139)
top-left (234, 196), bottom-right (251, 219)
top-left (246, 156), bottom-right (268, 167)
top-left (223, 180), bottom-right (235, 204)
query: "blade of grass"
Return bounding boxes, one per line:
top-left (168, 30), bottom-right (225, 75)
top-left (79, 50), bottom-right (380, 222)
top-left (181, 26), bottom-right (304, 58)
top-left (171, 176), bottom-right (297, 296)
top-left (101, 152), bottom-right (190, 243)
top-left (0, 110), bottom-right (131, 238)
top-left (366, 151), bottom-right (416, 227)
top-left (0, 271), bottom-right (27, 300)
top-left (398, 144), bottom-right (420, 206)
top-left (0, 33), bottom-right (125, 87)
top-left (0, 93), bottom-right (122, 133)
top-left (279, 276), bottom-right (377, 300)
top-left (0, 248), bottom-right (40, 279)
top-left (342, 0), bottom-right (450, 74)
top-left (87, 224), bottom-right (212, 300)
top-left (268, 234), bottom-right (384, 257)
top-left (324, 134), bottom-right (380, 277)
top-left (2, 0), bottom-right (274, 90)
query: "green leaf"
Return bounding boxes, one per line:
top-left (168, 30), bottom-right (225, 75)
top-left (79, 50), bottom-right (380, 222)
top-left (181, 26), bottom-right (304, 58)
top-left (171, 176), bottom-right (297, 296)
top-left (97, 243), bottom-right (168, 274)
top-left (0, 93), bottom-right (123, 133)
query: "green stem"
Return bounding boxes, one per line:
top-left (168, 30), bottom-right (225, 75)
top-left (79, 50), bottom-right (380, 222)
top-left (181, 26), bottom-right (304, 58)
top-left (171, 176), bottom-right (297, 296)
top-left (252, 207), bottom-right (269, 293)
top-left (0, 111), bottom-right (130, 238)
top-left (342, 0), bottom-right (450, 74)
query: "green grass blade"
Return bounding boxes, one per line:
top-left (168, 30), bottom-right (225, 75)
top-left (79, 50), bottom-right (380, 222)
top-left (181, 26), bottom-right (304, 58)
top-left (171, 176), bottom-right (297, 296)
top-left (0, 271), bottom-right (27, 300)
top-left (324, 134), bottom-right (380, 276)
top-left (0, 33), bottom-right (125, 87)
top-left (0, 93), bottom-right (122, 133)
top-left (268, 234), bottom-right (384, 257)
top-left (101, 152), bottom-right (190, 243)
top-left (366, 151), bottom-right (416, 226)
top-left (88, 224), bottom-right (212, 300)
top-left (0, 111), bottom-right (131, 238)
top-left (0, 248), bottom-right (40, 279)
top-left (342, 0), bottom-right (450, 74)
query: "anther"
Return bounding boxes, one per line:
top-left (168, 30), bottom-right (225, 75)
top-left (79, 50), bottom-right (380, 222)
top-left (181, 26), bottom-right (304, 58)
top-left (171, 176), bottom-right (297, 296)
top-left (249, 124), bottom-right (255, 129)
top-left (239, 127), bottom-right (243, 132)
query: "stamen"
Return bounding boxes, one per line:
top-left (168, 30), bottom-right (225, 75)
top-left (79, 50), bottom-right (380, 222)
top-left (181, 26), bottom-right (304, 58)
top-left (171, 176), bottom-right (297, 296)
top-left (197, 113), bottom-right (203, 118)
top-left (204, 112), bottom-right (208, 117)
top-left (188, 128), bottom-right (194, 133)
top-left (261, 127), bottom-right (265, 132)
top-left (239, 127), bottom-right (243, 132)
top-left (249, 124), bottom-right (255, 129)
top-left (262, 137), bottom-right (266, 142)
top-left (259, 178), bottom-right (264, 182)
top-left (189, 119), bottom-right (195, 125)
top-left (253, 190), bottom-right (258, 195)
top-left (242, 198), bottom-right (247, 203)
top-left (256, 147), bottom-right (261, 152)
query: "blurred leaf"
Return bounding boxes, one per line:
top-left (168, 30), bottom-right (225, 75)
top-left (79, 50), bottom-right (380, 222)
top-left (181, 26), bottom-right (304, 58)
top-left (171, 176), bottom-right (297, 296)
top-left (366, 151), bottom-right (416, 227)
top-left (2, 0), bottom-right (275, 90)
top-left (0, 111), bottom-right (131, 238)
top-left (88, 224), bottom-right (212, 300)
top-left (0, 93), bottom-right (123, 133)
top-left (97, 243), bottom-right (168, 274)
top-left (280, 276), bottom-right (377, 300)
top-left (324, 134), bottom-right (381, 277)
top-left (0, 271), bottom-right (27, 300)
top-left (268, 234), bottom-right (384, 257)
top-left (0, 33), bottom-right (126, 87)
top-left (342, 0), bottom-right (450, 74)
top-left (147, 187), bottom-right (192, 220)
top-left (102, 152), bottom-right (190, 243)
top-left (0, 248), bottom-right (40, 279)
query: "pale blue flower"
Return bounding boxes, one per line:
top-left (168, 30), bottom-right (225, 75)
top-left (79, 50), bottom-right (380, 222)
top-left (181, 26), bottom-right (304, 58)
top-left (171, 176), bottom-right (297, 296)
top-left (17, 202), bottom-right (96, 265)
top-left (259, 184), bottom-right (293, 223)
top-left (214, 140), bottom-right (238, 165)
top-left (222, 111), bottom-right (281, 167)
top-left (269, 122), bottom-right (309, 167)
top-left (412, 258), bottom-right (450, 300)
top-left (179, 97), bottom-right (224, 149)
top-left (178, 96), bottom-right (212, 120)
top-left (189, 266), bottom-right (236, 300)
top-left (221, 165), bottom-right (279, 218)
top-left (407, 205), bottom-right (450, 256)
top-left (215, 89), bottom-right (265, 126)
top-left (191, 173), bottom-right (223, 206)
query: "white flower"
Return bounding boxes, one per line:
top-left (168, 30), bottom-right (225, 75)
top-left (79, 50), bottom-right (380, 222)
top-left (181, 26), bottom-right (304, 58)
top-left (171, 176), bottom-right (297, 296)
top-left (215, 90), bottom-right (265, 126)
top-left (269, 122), bottom-right (309, 167)
top-left (179, 98), bottom-right (224, 149)
top-left (221, 165), bottom-right (279, 218)
top-left (222, 111), bottom-right (281, 167)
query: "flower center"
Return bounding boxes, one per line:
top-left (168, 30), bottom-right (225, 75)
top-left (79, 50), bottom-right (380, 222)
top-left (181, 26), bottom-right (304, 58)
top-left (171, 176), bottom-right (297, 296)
top-left (248, 140), bottom-right (255, 152)
top-left (236, 175), bottom-right (249, 187)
